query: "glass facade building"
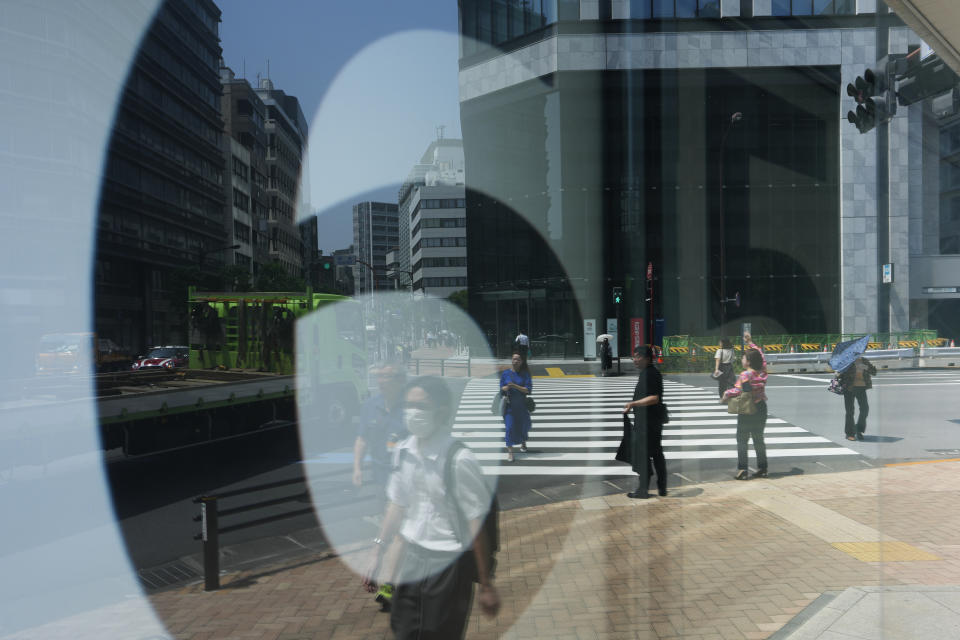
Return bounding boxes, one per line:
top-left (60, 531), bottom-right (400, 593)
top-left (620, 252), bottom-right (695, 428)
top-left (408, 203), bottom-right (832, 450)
top-left (460, 0), bottom-right (960, 356)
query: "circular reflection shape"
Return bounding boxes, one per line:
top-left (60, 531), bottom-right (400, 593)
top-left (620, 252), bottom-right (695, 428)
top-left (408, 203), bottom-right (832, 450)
top-left (295, 291), bottom-right (498, 578)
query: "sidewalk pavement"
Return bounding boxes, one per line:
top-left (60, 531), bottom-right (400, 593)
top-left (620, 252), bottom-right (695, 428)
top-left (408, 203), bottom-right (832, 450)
top-left (139, 459), bottom-right (960, 639)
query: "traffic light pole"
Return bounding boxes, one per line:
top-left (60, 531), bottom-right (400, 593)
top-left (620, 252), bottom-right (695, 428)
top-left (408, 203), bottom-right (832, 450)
top-left (876, 4), bottom-right (891, 334)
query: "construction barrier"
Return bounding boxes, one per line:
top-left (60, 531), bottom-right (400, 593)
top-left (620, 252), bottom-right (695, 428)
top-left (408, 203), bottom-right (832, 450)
top-left (660, 330), bottom-right (946, 373)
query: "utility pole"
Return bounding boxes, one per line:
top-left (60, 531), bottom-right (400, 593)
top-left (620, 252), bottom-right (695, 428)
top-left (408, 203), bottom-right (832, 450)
top-left (876, 2), bottom-right (892, 334)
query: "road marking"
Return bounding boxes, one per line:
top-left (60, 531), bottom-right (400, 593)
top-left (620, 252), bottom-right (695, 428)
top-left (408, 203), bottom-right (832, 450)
top-left (672, 472), bottom-right (694, 482)
top-left (530, 488), bottom-right (551, 500)
top-left (487, 466), bottom-right (638, 476)
top-left (455, 411), bottom-right (735, 421)
top-left (779, 374), bottom-right (833, 382)
top-left (453, 427), bottom-right (802, 438)
top-left (458, 404), bottom-right (723, 415)
top-left (464, 436), bottom-right (831, 449)
top-left (454, 413), bottom-right (788, 434)
top-left (766, 382), bottom-right (960, 389)
top-left (473, 448), bottom-right (857, 461)
top-left (452, 420), bottom-right (793, 431)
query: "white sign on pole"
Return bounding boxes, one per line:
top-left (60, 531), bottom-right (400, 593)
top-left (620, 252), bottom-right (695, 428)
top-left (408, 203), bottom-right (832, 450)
top-left (606, 318), bottom-right (619, 358)
top-left (583, 319), bottom-right (597, 359)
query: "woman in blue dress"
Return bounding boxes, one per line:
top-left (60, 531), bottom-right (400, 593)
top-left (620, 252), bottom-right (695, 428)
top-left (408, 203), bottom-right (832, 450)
top-left (500, 352), bottom-right (532, 462)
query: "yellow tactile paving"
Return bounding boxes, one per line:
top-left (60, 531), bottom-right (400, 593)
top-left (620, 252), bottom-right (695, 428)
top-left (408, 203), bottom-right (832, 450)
top-left (886, 458), bottom-right (960, 466)
top-left (534, 367), bottom-right (594, 378)
top-left (832, 541), bottom-right (940, 562)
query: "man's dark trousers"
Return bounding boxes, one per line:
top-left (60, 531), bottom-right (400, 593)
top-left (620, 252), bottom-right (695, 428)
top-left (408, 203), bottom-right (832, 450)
top-left (646, 422), bottom-right (667, 493)
top-left (844, 388), bottom-right (869, 437)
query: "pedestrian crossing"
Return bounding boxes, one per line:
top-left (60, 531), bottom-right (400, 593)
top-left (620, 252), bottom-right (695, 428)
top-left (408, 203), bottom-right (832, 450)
top-left (455, 376), bottom-right (858, 476)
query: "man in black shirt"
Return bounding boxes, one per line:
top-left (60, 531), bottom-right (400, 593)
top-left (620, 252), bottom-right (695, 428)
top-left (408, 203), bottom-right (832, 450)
top-left (621, 345), bottom-right (667, 498)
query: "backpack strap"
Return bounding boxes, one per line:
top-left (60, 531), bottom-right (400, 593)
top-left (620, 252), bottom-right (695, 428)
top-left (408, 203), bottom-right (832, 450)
top-left (442, 440), bottom-right (471, 549)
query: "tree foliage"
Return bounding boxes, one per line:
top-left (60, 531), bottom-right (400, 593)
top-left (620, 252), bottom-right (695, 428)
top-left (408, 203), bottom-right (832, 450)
top-left (255, 261), bottom-right (306, 292)
top-left (447, 289), bottom-right (468, 311)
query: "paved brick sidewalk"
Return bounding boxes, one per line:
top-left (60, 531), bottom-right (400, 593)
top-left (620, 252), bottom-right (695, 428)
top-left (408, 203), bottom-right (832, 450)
top-left (145, 461), bottom-right (960, 639)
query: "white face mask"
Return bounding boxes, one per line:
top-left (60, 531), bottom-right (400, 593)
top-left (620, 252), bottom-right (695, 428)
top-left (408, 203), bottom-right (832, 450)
top-left (404, 407), bottom-right (436, 438)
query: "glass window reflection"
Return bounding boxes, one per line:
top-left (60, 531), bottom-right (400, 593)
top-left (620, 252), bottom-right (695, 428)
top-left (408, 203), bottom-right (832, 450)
top-left (652, 0), bottom-right (674, 18)
top-left (631, 0), bottom-right (652, 18)
top-left (677, 0), bottom-right (697, 18)
top-left (772, 0), bottom-right (791, 16)
top-left (699, 0), bottom-right (721, 17)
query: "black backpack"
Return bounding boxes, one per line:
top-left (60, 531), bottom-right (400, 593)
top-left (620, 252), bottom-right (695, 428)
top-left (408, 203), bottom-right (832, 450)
top-left (443, 440), bottom-right (499, 583)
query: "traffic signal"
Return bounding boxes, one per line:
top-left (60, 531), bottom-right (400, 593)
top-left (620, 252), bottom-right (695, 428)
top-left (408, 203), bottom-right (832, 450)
top-left (846, 63), bottom-right (896, 134)
top-left (896, 53), bottom-right (960, 107)
top-left (612, 286), bottom-right (623, 304)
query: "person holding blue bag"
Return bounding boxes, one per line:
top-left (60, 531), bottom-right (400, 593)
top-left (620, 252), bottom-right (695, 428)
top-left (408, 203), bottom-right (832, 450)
top-left (500, 352), bottom-right (532, 462)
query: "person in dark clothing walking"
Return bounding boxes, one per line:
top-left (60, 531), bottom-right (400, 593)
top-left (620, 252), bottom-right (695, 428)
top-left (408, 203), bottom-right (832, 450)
top-left (599, 338), bottom-right (613, 376)
top-left (839, 356), bottom-right (877, 441)
top-left (621, 345), bottom-right (667, 498)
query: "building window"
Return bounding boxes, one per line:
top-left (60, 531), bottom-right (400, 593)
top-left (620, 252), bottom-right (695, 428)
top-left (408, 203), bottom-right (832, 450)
top-left (698, 0), bottom-right (720, 17)
top-left (676, 0), bottom-right (697, 18)
top-left (423, 277), bottom-right (468, 288)
top-left (233, 188), bottom-right (250, 212)
top-left (233, 221), bottom-right (251, 244)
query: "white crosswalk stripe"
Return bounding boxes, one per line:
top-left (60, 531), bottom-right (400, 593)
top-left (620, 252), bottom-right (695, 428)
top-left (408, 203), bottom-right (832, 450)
top-left (455, 376), bottom-right (858, 476)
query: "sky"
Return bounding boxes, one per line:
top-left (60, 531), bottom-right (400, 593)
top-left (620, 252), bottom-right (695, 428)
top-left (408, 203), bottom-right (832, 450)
top-left (219, 1), bottom-right (463, 253)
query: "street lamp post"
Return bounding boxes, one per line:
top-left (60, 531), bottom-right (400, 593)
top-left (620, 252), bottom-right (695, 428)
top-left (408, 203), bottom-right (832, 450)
top-left (718, 111), bottom-right (742, 333)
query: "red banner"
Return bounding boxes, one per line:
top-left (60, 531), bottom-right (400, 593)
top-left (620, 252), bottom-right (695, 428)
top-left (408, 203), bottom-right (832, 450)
top-left (631, 318), bottom-right (644, 354)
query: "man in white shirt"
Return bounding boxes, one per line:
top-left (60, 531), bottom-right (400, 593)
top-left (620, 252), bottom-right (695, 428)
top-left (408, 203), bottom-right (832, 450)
top-left (362, 377), bottom-right (500, 639)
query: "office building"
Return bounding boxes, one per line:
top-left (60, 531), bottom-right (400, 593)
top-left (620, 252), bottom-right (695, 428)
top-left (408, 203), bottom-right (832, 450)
top-left (255, 77), bottom-right (309, 278)
top-left (220, 63), bottom-right (269, 278)
top-left (353, 202), bottom-right (400, 294)
top-left (459, 0), bottom-right (960, 356)
top-left (332, 246), bottom-right (357, 294)
top-left (398, 138), bottom-right (467, 299)
top-left (95, 0), bottom-right (225, 350)
top-left (299, 213), bottom-right (320, 287)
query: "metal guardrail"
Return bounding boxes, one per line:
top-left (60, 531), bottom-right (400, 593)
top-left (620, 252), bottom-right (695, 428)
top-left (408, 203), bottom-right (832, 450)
top-left (407, 356), bottom-right (472, 377)
top-left (193, 476), bottom-right (315, 591)
top-left (918, 347), bottom-right (960, 367)
top-left (765, 348), bottom-right (914, 363)
top-left (765, 348), bottom-right (916, 372)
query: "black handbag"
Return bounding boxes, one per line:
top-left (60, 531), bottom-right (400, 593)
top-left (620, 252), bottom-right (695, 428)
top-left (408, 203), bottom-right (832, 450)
top-left (615, 414), bottom-right (632, 463)
top-left (525, 396), bottom-right (536, 413)
top-left (658, 402), bottom-right (670, 424)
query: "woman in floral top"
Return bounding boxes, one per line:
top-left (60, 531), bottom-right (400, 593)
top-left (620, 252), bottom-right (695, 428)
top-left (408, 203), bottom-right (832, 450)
top-left (723, 348), bottom-right (768, 480)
